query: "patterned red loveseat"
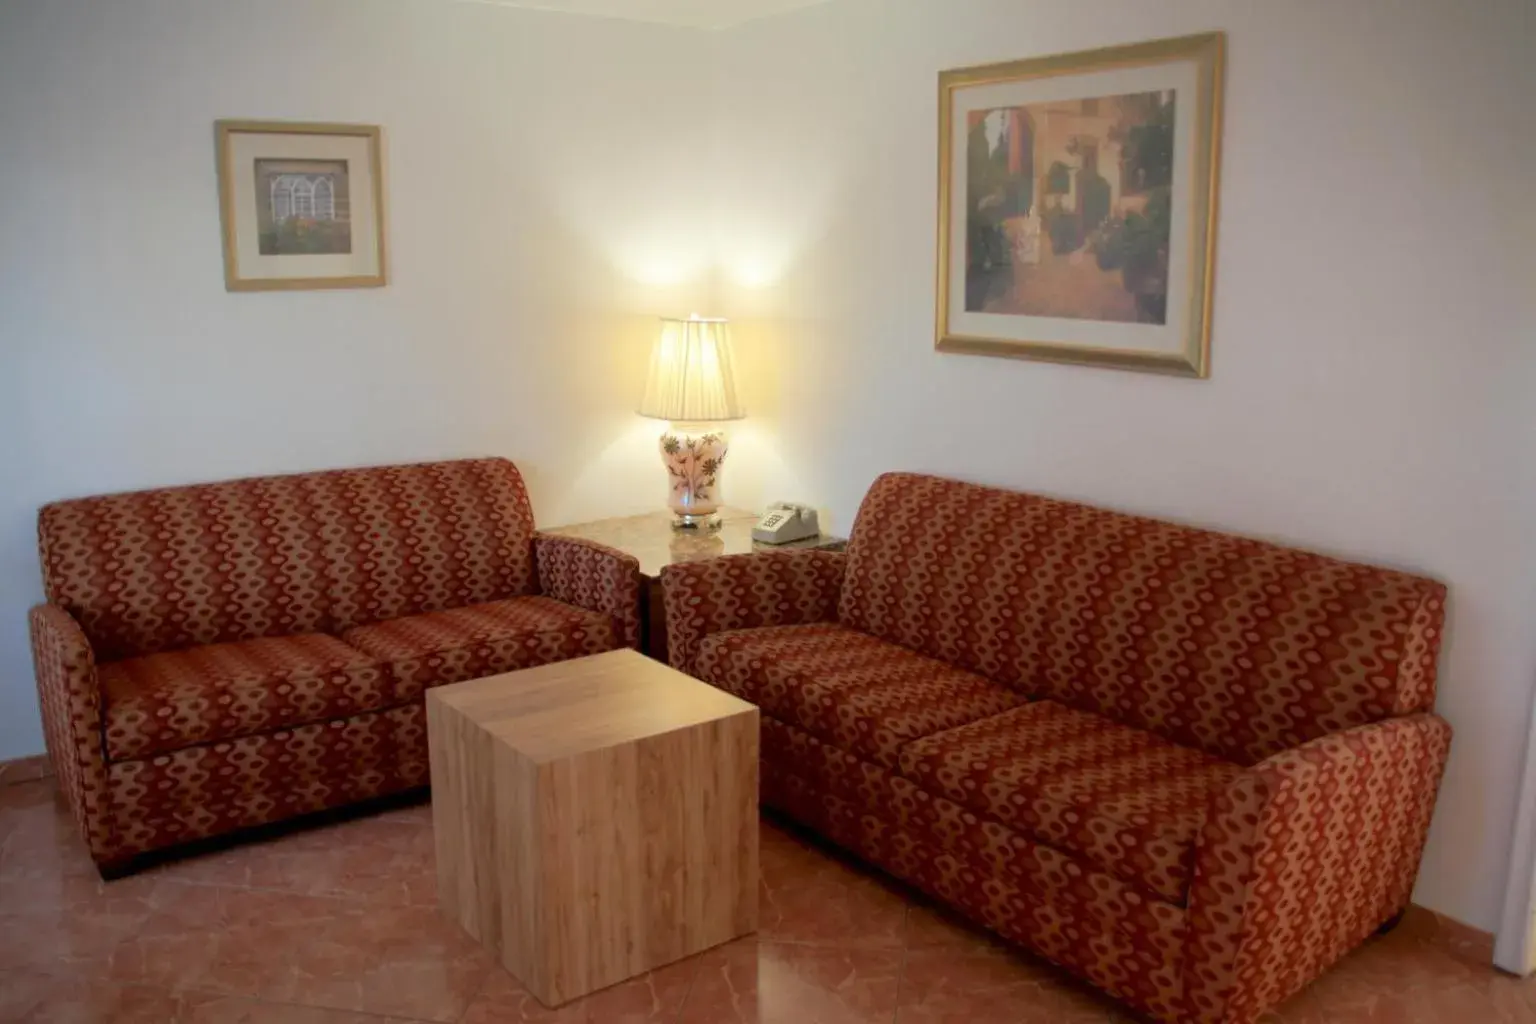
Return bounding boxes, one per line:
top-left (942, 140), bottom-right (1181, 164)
top-left (662, 472), bottom-right (1451, 1024)
top-left (30, 458), bottom-right (639, 875)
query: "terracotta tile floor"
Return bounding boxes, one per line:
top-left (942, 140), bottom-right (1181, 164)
top-left (2, 777), bottom-right (1532, 1024)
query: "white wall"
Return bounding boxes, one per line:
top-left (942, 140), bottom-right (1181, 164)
top-left (712, 0), bottom-right (1536, 935)
top-left (0, 0), bottom-right (718, 759)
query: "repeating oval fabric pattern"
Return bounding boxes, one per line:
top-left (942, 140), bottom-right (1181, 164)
top-left (661, 547), bottom-right (847, 674)
top-left (838, 472), bottom-right (1446, 765)
top-left (663, 470), bottom-right (1452, 1024)
top-left (28, 458), bottom-right (641, 872)
top-left (38, 458), bottom-right (540, 661)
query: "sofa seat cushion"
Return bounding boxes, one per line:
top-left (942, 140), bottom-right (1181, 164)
top-left (694, 622), bottom-right (1022, 769)
top-left (899, 701), bottom-right (1243, 904)
top-left (101, 634), bottom-right (389, 761)
top-left (341, 596), bottom-right (615, 701)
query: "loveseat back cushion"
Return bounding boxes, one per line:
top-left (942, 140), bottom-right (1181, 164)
top-left (39, 458), bottom-right (537, 660)
top-left (839, 472), bottom-right (1446, 764)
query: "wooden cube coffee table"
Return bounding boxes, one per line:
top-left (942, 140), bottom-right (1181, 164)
top-left (426, 649), bottom-right (759, 1007)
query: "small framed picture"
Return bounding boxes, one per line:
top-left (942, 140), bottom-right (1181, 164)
top-left (937, 33), bottom-right (1225, 377)
top-left (214, 120), bottom-right (387, 292)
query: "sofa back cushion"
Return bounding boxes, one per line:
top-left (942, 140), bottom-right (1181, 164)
top-left (838, 472), bottom-right (1446, 764)
top-left (39, 458), bottom-right (537, 660)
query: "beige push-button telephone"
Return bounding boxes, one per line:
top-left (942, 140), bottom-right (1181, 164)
top-left (752, 502), bottom-right (821, 545)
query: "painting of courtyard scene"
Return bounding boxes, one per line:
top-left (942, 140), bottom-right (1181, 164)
top-left (254, 158), bottom-right (353, 255)
top-left (965, 90), bottom-right (1174, 324)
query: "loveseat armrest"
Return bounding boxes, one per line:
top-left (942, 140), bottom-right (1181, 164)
top-left (533, 533), bottom-right (642, 649)
top-left (1182, 713), bottom-right (1452, 1024)
top-left (29, 603), bottom-right (117, 865)
top-left (661, 548), bottom-right (846, 674)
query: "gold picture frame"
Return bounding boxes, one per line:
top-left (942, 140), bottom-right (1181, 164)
top-left (215, 120), bottom-right (387, 292)
top-left (936, 33), bottom-right (1224, 377)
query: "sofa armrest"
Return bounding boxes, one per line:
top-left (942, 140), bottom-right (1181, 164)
top-left (661, 548), bottom-right (846, 674)
top-left (1182, 713), bottom-right (1452, 1024)
top-left (29, 603), bottom-right (116, 864)
top-left (533, 533), bottom-right (642, 649)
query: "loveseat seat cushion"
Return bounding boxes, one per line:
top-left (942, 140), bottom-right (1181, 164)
top-left (341, 596), bottom-right (615, 701)
top-left (101, 633), bottom-right (390, 761)
top-left (694, 622), bottom-right (1022, 769)
top-left (899, 700), bottom-right (1243, 904)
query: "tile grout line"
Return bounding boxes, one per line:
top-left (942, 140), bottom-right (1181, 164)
top-left (450, 959), bottom-right (497, 1024)
top-left (138, 872), bottom-right (436, 907)
top-left (890, 906), bottom-right (912, 1024)
top-left (13, 970), bottom-right (443, 1024)
top-left (671, 944), bottom-right (705, 1024)
top-left (198, 990), bottom-right (441, 1024)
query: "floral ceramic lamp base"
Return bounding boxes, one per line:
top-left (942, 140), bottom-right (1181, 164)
top-left (660, 426), bottom-right (728, 530)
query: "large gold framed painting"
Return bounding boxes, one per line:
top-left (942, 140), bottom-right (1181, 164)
top-left (937, 33), bottom-right (1224, 377)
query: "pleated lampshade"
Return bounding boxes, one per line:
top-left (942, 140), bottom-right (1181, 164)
top-left (637, 317), bottom-right (745, 423)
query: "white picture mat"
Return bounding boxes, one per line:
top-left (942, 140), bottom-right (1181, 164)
top-left (947, 59), bottom-right (1200, 355)
top-left (228, 131), bottom-right (380, 281)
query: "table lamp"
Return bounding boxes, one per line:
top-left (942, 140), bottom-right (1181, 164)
top-left (637, 315), bottom-right (745, 530)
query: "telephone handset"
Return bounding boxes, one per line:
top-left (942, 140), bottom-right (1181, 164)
top-left (752, 502), bottom-right (821, 545)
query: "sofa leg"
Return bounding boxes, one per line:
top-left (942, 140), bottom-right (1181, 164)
top-left (96, 859), bottom-right (136, 882)
top-left (1376, 908), bottom-right (1408, 936)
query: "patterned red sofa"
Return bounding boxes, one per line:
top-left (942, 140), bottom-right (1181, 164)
top-left (29, 458), bottom-right (639, 875)
top-left (662, 472), bottom-right (1451, 1024)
